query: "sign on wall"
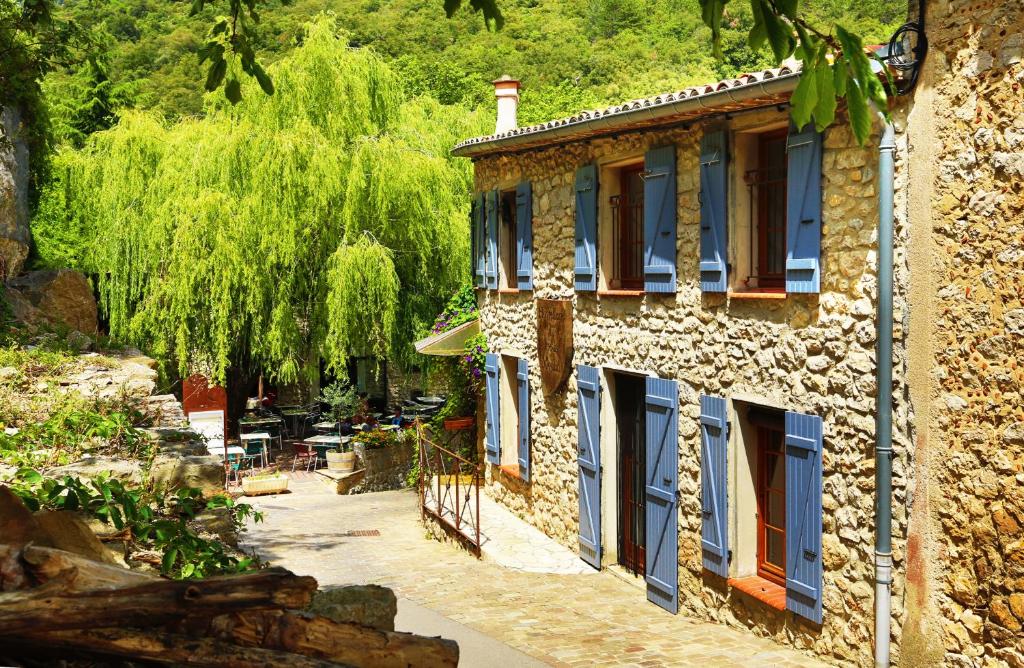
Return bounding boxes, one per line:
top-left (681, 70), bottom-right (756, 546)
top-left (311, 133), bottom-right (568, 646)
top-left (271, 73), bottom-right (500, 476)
top-left (536, 299), bottom-right (573, 395)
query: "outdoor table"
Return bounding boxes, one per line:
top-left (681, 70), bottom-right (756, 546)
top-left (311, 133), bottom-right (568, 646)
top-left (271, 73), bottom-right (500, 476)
top-left (380, 424), bottom-right (400, 432)
top-left (239, 432), bottom-right (272, 467)
top-left (313, 421), bottom-right (338, 433)
top-left (416, 396), bottom-right (445, 405)
top-left (239, 415), bottom-right (284, 449)
top-left (302, 434), bottom-right (351, 461)
top-left (281, 409), bottom-right (308, 439)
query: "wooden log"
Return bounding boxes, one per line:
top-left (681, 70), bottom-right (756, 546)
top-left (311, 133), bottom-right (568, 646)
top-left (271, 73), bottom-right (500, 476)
top-left (0, 566), bottom-right (317, 635)
top-left (194, 610), bottom-right (459, 668)
top-left (19, 544), bottom-right (155, 590)
top-left (0, 544), bottom-right (28, 592)
top-left (7, 627), bottom-right (345, 668)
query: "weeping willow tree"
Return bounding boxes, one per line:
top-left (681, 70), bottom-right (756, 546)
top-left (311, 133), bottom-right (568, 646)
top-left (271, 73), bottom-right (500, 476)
top-left (44, 15), bottom-right (487, 384)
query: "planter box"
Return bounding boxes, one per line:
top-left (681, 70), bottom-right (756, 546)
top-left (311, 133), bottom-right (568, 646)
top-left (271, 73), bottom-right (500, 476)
top-left (242, 474), bottom-right (289, 496)
top-left (443, 417), bottom-right (474, 431)
top-left (327, 450), bottom-right (357, 473)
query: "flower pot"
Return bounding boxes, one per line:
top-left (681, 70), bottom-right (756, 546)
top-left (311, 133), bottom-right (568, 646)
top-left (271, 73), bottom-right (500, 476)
top-left (443, 417), bottom-right (475, 431)
top-left (327, 450), bottom-right (356, 473)
top-left (242, 474), bottom-right (289, 496)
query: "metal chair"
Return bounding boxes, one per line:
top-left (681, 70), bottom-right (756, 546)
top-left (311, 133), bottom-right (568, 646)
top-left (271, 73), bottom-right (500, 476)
top-left (291, 442), bottom-right (317, 471)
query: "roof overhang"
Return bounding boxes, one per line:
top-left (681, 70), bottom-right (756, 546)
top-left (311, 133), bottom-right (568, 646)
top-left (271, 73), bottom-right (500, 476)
top-left (453, 66), bottom-right (802, 159)
top-left (414, 319), bottom-right (480, 356)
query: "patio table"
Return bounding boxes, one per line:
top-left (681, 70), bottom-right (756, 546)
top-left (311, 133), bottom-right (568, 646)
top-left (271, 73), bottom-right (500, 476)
top-left (313, 421), bottom-right (339, 433)
top-left (239, 432), bottom-right (272, 467)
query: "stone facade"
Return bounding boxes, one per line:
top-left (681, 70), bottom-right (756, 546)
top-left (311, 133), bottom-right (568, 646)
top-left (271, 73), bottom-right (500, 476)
top-left (471, 109), bottom-right (912, 667)
top-left (901, 1), bottom-right (1024, 666)
top-left (0, 107), bottom-right (30, 280)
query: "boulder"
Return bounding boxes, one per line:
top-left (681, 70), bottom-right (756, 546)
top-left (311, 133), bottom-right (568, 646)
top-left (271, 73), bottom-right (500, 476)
top-left (192, 507), bottom-right (237, 547)
top-left (305, 585), bottom-right (398, 631)
top-left (47, 457), bottom-right (143, 486)
top-left (8, 269), bottom-right (98, 335)
top-left (0, 107), bottom-right (30, 280)
top-left (33, 510), bottom-right (124, 566)
top-left (149, 454), bottom-right (224, 494)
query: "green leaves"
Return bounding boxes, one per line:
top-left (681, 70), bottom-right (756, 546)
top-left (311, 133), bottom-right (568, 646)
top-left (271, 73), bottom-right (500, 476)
top-left (443, 0), bottom-right (504, 30)
top-left (699, 0), bottom-right (891, 146)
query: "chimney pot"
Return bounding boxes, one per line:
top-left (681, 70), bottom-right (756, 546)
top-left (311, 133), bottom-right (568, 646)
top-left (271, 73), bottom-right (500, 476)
top-left (493, 75), bottom-right (520, 135)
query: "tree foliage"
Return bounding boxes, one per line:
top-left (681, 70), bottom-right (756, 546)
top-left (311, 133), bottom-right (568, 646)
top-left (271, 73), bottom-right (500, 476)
top-left (41, 15), bottom-right (486, 383)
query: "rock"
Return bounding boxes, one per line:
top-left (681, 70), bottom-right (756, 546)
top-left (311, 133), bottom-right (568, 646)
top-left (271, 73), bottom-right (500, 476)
top-left (65, 330), bottom-right (94, 353)
top-left (47, 456), bottom-right (143, 486)
top-left (961, 609), bottom-right (984, 635)
top-left (0, 107), bottom-right (30, 279)
top-left (305, 585), bottom-right (398, 631)
top-left (32, 510), bottom-right (123, 566)
top-left (0, 366), bottom-right (18, 382)
top-left (7, 269), bottom-right (98, 335)
top-left (149, 454), bottom-right (224, 494)
top-left (192, 507), bottom-right (237, 547)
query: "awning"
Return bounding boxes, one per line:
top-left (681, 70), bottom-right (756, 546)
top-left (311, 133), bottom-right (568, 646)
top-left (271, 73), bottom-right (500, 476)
top-left (414, 319), bottom-right (479, 356)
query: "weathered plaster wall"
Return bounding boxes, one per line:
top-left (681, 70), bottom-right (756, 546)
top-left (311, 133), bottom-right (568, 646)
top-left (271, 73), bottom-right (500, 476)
top-left (473, 110), bottom-right (913, 667)
top-left (901, 1), bottom-right (1024, 666)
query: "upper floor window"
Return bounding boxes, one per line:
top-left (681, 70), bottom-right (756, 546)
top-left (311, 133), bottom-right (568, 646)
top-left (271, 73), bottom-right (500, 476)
top-left (609, 164), bottom-right (645, 290)
top-left (746, 130), bottom-right (788, 291)
top-left (499, 189), bottom-right (517, 289)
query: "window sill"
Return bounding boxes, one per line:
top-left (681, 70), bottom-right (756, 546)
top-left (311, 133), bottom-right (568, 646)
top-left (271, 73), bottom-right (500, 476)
top-left (728, 290), bottom-right (788, 301)
top-left (497, 288), bottom-right (520, 294)
top-left (597, 289), bottom-right (645, 298)
top-left (728, 575), bottom-right (787, 611)
top-left (498, 464), bottom-right (526, 481)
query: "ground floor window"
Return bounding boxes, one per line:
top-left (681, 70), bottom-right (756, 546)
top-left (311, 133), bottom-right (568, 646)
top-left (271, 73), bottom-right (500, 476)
top-left (614, 372), bottom-right (646, 576)
top-left (751, 409), bottom-right (786, 586)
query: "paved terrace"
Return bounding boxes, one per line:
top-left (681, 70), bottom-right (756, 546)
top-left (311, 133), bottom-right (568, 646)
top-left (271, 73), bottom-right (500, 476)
top-left (241, 475), bottom-right (827, 668)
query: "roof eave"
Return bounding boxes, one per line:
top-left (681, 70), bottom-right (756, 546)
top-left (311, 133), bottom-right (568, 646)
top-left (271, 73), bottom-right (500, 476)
top-left (452, 70), bottom-right (802, 158)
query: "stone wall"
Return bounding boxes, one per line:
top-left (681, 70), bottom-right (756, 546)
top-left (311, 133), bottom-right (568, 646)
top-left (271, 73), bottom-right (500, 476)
top-left (901, 2), bottom-right (1024, 666)
top-left (471, 109), bottom-right (913, 667)
top-left (0, 107), bottom-right (30, 280)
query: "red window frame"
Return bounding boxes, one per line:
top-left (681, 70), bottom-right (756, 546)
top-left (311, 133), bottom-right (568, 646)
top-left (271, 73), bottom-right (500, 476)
top-left (610, 164), bottom-right (645, 290)
top-left (755, 415), bottom-right (786, 586)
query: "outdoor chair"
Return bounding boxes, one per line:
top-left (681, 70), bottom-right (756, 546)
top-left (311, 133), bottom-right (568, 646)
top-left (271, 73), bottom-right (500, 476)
top-left (241, 438), bottom-right (266, 469)
top-left (291, 442), bottom-right (317, 471)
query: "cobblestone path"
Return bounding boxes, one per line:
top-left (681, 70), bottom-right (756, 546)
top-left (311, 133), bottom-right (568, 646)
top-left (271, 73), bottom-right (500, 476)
top-left (241, 478), bottom-right (828, 668)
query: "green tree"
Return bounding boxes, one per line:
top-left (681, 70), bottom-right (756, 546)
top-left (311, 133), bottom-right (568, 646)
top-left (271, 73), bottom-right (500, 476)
top-left (44, 15), bottom-right (488, 384)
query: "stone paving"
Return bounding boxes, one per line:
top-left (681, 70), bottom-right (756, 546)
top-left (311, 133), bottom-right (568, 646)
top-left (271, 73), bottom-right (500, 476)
top-left (240, 477), bottom-right (829, 668)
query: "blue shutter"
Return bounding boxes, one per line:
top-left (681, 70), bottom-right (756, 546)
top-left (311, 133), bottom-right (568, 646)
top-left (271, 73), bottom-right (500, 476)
top-left (645, 376), bottom-right (679, 614)
top-left (515, 181), bottom-right (533, 290)
top-left (643, 145), bottom-right (677, 293)
top-left (699, 395), bottom-right (729, 577)
top-left (699, 130), bottom-right (728, 293)
top-left (785, 410), bottom-right (823, 624)
top-left (785, 125), bottom-right (823, 293)
top-left (473, 192), bottom-right (486, 289)
top-left (484, 353), bottom-right (500, 465)
top-left (574, 164), bottom-right (598, 292)
top-left (485, 189), bottom-right (499, 290)
top-left (517, 357), bottom-right (530, 482)
top-left (577, 364), bottom-right (601, 568)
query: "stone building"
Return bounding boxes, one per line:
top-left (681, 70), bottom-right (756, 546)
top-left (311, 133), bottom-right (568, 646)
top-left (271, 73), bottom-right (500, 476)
top-left (451, 1), bottom-right (1024, 666)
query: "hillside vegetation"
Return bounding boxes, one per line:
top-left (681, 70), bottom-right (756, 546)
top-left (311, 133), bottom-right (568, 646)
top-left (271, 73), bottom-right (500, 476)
top-left (43, 0), bottom-right (908, 140)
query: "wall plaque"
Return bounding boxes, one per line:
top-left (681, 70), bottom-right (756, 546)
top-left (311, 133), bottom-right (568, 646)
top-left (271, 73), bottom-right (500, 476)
top-left (536, 299), bottom-right (573, 395)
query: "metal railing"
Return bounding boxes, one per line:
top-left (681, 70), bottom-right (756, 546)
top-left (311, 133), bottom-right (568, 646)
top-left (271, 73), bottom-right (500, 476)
top-left (417, 422), bottom-right (481, 556)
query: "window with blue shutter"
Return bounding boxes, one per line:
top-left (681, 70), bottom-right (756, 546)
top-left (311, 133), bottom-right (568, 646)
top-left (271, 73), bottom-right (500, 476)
top-left (515, 181), bottom-right (533, 290)
top-left (645, 376), bottom-right (679, 614)
top-left (484, 353), bottom-right (500, 465)
top-left (574, 165), bottom-right (598, 292)
top-left (485, 189), bottom-right (499, 290)
top-left (700, 394), bottom-right (729, 578)
top-left (699, 130), bottom-right (728, 292)
top-left (577, 365), bottom-right (601, 568)
top-left (473, 192), bottom-right (486, 288)
top-left (785, 125), bottom-right (823, 294)
top-left (643, 146), bottom-right (677, 293)
top-left (517, 357), bottom-right (530, 482)
top-left (784, 410), bottom-right (823, 624)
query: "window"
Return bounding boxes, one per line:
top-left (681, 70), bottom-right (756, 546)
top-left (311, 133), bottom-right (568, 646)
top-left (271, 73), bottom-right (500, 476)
top-left (751, 408), bottom-right (786, 586)
top-left (738, 128), bottom-right (788, 292)
top-left (491, 354), bottom-right (530, 480)
top-left (499, 189), bottom-right (517, 289)
top-left (599, 160), bottom-right (645, 291)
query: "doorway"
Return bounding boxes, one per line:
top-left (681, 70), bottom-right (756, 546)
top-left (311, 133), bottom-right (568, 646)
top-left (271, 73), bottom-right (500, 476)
top-left (614, 372), bottom-right (646, 576)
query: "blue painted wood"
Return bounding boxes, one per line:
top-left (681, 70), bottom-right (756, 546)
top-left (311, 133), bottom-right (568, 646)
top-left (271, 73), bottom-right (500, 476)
top-left (699, 130), bottom-right (728, 293)
top-left (785, 125), bottom-right (823, 293)
top-left (574, 164), bottom-right (598, 292)
top-left (785, 410), bottom-right (823, 624)
top-left (484, 353), bottom-right (500, 465)
top-left (643, 145), bottom-right (677, 293)
top-left (700, 394), bottom-right (729, 577)
top-left (485, 189), bottom-right (499, 290)
top-left (473, 192), bottom-right (486, 288)
top-left (577, 364), bottom-right (601, 568)
top-left (645, 376), bottom-right (679, 614)
top-left (517, 357), bottom-right (531, 482)
top-left (515, 181), bottom-right (534, 290)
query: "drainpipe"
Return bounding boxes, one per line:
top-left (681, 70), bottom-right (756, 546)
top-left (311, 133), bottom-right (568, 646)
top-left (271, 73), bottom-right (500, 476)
top-left (874, 120), bottom-right (896, 668)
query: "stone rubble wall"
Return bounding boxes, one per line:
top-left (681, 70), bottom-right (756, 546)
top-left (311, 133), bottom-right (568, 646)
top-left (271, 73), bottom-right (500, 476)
top-left (471, 112), bottom-right (913, 668)
top-left (899, 2), bottom-right (1024, 666)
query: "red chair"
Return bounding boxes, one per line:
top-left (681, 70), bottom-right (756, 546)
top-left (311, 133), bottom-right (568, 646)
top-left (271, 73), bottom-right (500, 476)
top-left (291, 442), bottom-right (317, 471)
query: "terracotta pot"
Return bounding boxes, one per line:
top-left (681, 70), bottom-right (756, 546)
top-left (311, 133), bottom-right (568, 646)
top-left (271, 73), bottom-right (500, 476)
top-left (327, 450), bottom-right (356, 473)
top-left (443, 417), bottom-right (475, 431)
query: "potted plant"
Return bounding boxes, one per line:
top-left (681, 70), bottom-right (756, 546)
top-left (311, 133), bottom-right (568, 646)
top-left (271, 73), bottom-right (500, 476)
top-left (318, 377), bottom-right (358, 425)
top-left (327, 447), bottom-right (357, 473)
top-left (242, 472), bottom-right (289, 496)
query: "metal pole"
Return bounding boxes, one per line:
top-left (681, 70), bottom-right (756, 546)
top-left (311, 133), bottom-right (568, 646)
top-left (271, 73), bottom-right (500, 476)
top-left (875, 121), bottom-right (896, 668)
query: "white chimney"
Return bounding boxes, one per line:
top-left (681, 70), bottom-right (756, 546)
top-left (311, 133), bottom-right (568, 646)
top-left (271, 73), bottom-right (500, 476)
top-left (493, 75), bottom-right (520, 135)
